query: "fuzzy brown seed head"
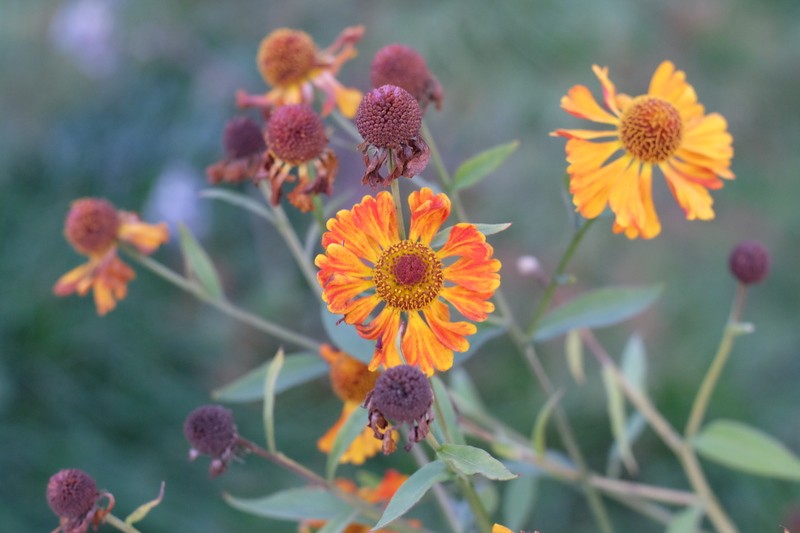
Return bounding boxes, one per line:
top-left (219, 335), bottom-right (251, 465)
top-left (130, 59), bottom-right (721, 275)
top-left (183, 405), bottom-right (238, 457)
top-left (64, 198), bottom-right (120, 255)
top-left (257, 28), bottom-right (317, 87)
top-left (266, 104), bottom-right (327, 164)
top-left (371, 44), bottom-right (442, 109)
top-left (223, 117), bottom-right (266, 159)
top-left (619, 96), bottom-right (683, 163)
top-left (356, 85), bottom-right (422, 147)
top-left (330, 356), bottom-right (379, 403)
top-left (46, 469), bottom-right (97, 519)
top-left (729, 240), bottom-right (770, 284)
top-left (369, 365), bottom-right (432, 424)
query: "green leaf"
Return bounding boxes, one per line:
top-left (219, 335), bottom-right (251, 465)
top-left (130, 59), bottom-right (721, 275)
top-left (319, 304), bottom-right (374, 365)
top-left (437, 444), bottom-right (517, 481)
top-left (212, 352), bottom-right (326, 403)
top-left (607, 412), bottom-right (646, 478)
top-left (373, 460), bottom-right (449, 530)
top-left (602, 366), bottom-right (638, 475)
top-left (316, 509), bottom-right (359, 533)
top-left (325, 405), bottom-right (367, 481)
top-left (665, 506), bottom-right (702, 533)
top-left (533, 284), bottom-right (663, 341)
top-left (224, 488), bottom-right (346, 520)
top-left (621, 334), bottom-right (647, 392)
top-left (531, 391), bottom-right (564, 458)
top-left (452, 140), bottom-right (519, 191)
top-left (565, 329), bottom-right (585, 384)
top-left (263, 348), bottom-right (284, 452)
top-left (125, 482), bottom-right (165, 525)
top-left (692, 419), bottom-right (800, 480)
top-left (178, 223), bottom-right (224, 299)
top-left (501, 475), bottom-right (538, 532)
top-left (430, 222), bottom-right (512, 248)
top-left (430, 376), bottom-right (465, 445)
top-left (198, 188), bottom-right (274, 223)
top-left (447, 367), bottom-right (487, 419)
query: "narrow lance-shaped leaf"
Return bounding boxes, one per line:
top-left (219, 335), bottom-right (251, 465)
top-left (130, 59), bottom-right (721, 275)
top-left (325, 405), bottom-right (367, 481)
top-left (224, 488), bottom-right (346, 520)
top-left (602, 366), bottom-right (638, 475)
top-left (431, 376), bottom-right (465, 445)
top-left (534, 284), bottom-right (663, 341)
top-left (452, 140), bottom-right (519, 191)
top-left (125, 482), bottom-right (165, 525)
top-left (178, 224), bottom-right (225, 299)
top-left (692, 419), bottom-right (800, 480)
top-left (565, 329), bottom-right (585, 384)
top-left (199, 188), bottom-right (274, 223)
top-left (501, 475), bottom-right (538, 532)
top-left (621, 334), bottom-right (647, 392)
top-left (212, 352), bottom-right (327, 403)
top-left (531, 390), bottom-right (564, 458)
top-left (263, 348), bottom-right (284, 452)
top-left (373, 460), bottom-right (450, 530)
top-left (437, 444), bottom-right (517, 481)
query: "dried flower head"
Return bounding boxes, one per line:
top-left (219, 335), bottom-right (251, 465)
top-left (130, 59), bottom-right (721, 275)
top-left (47, 469), bottom-right (114, 533)
top-left (54, 199), bottom-right (169, 315)
top-left (371, 44), bottom-right (443, 111)
top-left (354, 85), bottom-right (430, 187)
top-left (365, 365), bottom-right (434, 453)
top-left (317, 345), bottom-right (383, 465)
top-left (261, 104), bottom-right (337, 212)
top-left (729, 240), bottom-right (770, 284)
top-left (183, 405), bottom-right (240, 477)
top-left (237, 26), bottom-right (364, 118)
top-left (206, 116), bottom-right (268, 184)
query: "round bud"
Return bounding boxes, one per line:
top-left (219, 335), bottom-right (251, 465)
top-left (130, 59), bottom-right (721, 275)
top-left (266, 104), bottom-right (327, 164)
top-left (369, 365), bottom-right (432, 424)
top-left (64, 198), bottom-right (120, 255)
top-left (223, 117), bottom-right (266, 159)
top-left (183, 405), bottom-right (238, 457)
top-left (257, 28), bottom-right (316, 87)
top-left (729, 240), bottom-right (770, 284)
top-left (46, 469), bottom-right (97, 519)
top-left (356, 85), bottom-right (422, 147)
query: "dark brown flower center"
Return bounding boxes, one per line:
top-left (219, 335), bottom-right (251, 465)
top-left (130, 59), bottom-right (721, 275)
top-left (619, 96), bottom-right (683, 163)
top-left (355, 85), bottom-right (422, 147)
top-left (267, 104), bottom-right (327, 163)
top-left (64, 198), bottom-right (119, 255)
top-left (257, 28), bottom-right (316, 87)
top-left (223, 117), bottom-right (266, 159)
top-left (374, 241), bottom-right (443, 311)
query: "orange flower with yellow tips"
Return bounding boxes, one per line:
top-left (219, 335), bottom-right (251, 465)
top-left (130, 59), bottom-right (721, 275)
top-left (317, 345), bottom-right (384, 465)
top-left (315, 188), bottom-right (501, 376)
top-left (552, 61), bottom-right (734, 239)
top-left (54, 198), bottom-right (168, 315)
top-left (237, 26), bottom-right (364, 118)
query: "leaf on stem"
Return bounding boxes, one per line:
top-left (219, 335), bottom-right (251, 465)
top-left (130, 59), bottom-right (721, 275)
top-left (198, 188), bottom-right (274, 223)
top-left (430, 376), bottom-right (465, 445)
top-left (531, 390), bottom-right (564, 458)
top-left (437, 444), bottom-right (517, 481)
top-left (533, 284), bottom-right (663, 341)
top-left (373, 460), bottom-right (450, 530)
top-left (665, 506), bottom-right (702, 533)
top-left (125, 481), bottom-right (165, 525)
top-left (565, 329), bottom-right (585, 384)
top-left (211, 352), bottom-right (327, 403)
top-left (263, 348), bottom-right (284, 452)
top-left (325, 406), bottom-right (367, 481)
top-left (691, 419), bottom-right (800, 480)
top-left (447, 367), bottom-right (488, 419)
top-left (224, 487), bottom-right (346, 520)
top-left (452, 140), bottom-right (519, 191)
top-left (178, 223), bottom-right (225, 299)
top-left (602, 366), bottom-right (638, 475)
top-left (501, 475), bottom-right (538, 532)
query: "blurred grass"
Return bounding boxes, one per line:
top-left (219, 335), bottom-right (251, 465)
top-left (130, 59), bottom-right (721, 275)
top-left (2, 0), bottom-right (799, 531)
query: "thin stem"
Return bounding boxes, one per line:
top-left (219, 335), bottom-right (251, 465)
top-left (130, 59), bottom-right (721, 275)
top-left (456, 475), bottom-right (492, 533)
top-left (410, 445), bottom-right (463, 533)
top-left (104, 514), bottom-right (142, 533)
top-left (257, 181), bottom-right (322, 298)
top-left (685, 284), bottom-right (748, 438)
top-left (421, 120), bottom-right (468, 221)
top-left (125, 249), bottom-right (322, 352)
top-left (525, 217), bottom-right (596, 338)
top-left (391, 178), bottom-right (407, 241)
top-left (677, 448), bottom-right (738, 533)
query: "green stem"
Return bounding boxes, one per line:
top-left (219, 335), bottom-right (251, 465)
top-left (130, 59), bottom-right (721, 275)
top-left (391, 178), bottom-right (407, 241)
top-left (104, 514), bottom-right (142, 533)
top-left (125, 249), bottom-right (322, 352)
top-left (456, 474), bottom-right (492, 533)
top-left (525, 217), bottom-right (596, 338)
top-left (410, 446), bottom-right (463, 533)
top-left (421, 120), bottom-right (469, 221)
top-left (677, 448), bottom-right (739, 533)
top-left (685, 284), bottom-right (748, 438)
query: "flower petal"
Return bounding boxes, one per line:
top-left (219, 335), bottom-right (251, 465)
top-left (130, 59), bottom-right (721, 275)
top-left (648, 61), bottom-right (704, 121)
top-left (560, 83), bottom-right (619, 125)
top-left (358, 307), bottom-right (403, 371)
top-left (317, 402), bottom-right (382, 465)
top-left (568, 148), bottom-right (631, 219)
top-left (424, 299), bottom-right (475, 352)
top-left (402, 310), bottom-right (454, 375)
top-left (660, 161), bottom-right (716, 220)
top-left (443, 256), bottom-right (501, 293)
top-left (551, 128), bottom-right (619, 140)
top-left (117, 212), bottom-right (169, 254)
top-left (408, 188), bottom-right (451, 246)
top-left (436, 223), bottom-right (492, 261)
top-left (440, 286), bottom-right (495, 322)
top-left (592, 65), bottom-right (621, 115)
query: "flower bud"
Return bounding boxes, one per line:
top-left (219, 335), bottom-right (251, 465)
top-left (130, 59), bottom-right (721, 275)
top-left (729, 240), bottom-right (770, 284)
top-left (46, 469), bottom-right (98, 520)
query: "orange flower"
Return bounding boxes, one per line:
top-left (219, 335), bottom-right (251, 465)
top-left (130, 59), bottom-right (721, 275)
top-left (237, 26), bottom-right (364, 118)
top-left (492, 526), bottom-right (540, 533)
top-left (315, 188), bottom-right (501, 376)
top-left (54, 198), bottom-right (168, 315)
top-left (317, 345), bottom-right (383, 465)
top-left (552, 61), bottom-right (734, 239)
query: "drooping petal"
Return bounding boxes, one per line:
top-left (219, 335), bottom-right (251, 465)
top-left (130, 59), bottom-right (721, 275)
top-left (660, 161), bottom-right (716, 220)
top-left (53, 261), bottom-right (96, 297)
top-left (568, 148), bottom-right (631, 219)
top-left (117, 213), bottom-right (169, 254)
top-left (560, 84), bottom-right (619, 125)
top-left (592, 65), bottom-right (621, 116)
top-left (358, 307), bottom-right (403, 371)
top-left (607, 157), bottom-right (650, 232)
top-left (551, 128), bottom-right (619, 141)
top-left (443, 256), bottom-right (501, 293)
top-left (440, 286), bottom-right (495, 322)
top-left (340, 294), bottom-right (382, 325)
top-left (424, 299), bottom-right (475, 352)
top-left (408, 188), bottom-right (451, 245)
top-left (648, 61), bottom-right (704, 121)
top-left (317, 402), bottom-right (382, 465)
top-left (564, 139), bottom-right (623, 176)
top-left (612, 163), bottom-right (662, 239)
top-left (402, 310), bottom-right (454, 375)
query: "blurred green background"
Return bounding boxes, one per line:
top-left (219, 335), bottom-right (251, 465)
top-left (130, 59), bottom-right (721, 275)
top-left (2, 0), bottom-right (799, 531)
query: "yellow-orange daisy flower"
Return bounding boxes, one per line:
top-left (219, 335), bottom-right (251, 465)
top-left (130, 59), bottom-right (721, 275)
top-left (237, 26), bottom-right (364, 118)
top-left (492, 526), bottom-right (539, 533)
top-left (316, 345), bottom-right (384, 465)
top-left (552, 61), bottom-right (734, 239)
top-left (315, 188), bottom-right (501, 376)
top-left (54, 198), bottom-right (169, 315)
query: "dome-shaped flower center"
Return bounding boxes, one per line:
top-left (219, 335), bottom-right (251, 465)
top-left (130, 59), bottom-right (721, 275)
top-left (267, 104), bottom-right (327, 164)
top-left (257, 28), bottom-right (317, 87)
top-left (356, 85), bottom-right (422, 147)
top-left (374, 241), bottom-right (443, 311)
top-left (370, 365), bottom-right (432, 423)
top-left (371, 45), bottom-right (434, 103)
top-left (65, 198), bottom-right (120, 255)
top-left (619, 96), bottom-right (683, 163)
top-left (330, 356), bottom-right (379, 403)
top-left (47, 469), bottom-right (98, 519)
top-left (223, 117), bottom-right (266, 159)
top-left (183, 405), bottom-right (238, 457)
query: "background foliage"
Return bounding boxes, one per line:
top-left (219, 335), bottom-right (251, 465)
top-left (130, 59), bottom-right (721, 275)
top-left (2, 0), bottom-right (799, 531)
